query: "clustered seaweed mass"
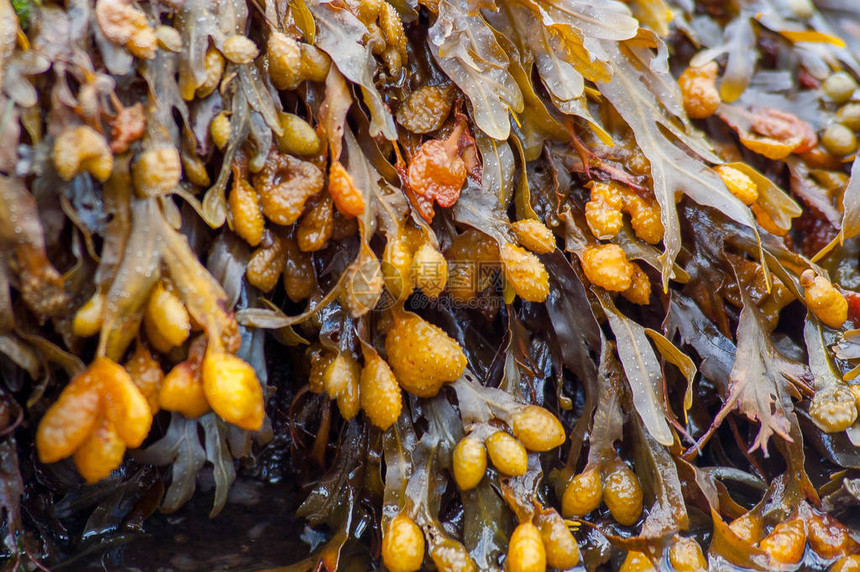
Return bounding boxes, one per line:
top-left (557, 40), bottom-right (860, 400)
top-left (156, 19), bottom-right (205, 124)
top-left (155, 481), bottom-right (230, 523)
top-left (4, 0), bottom-right (860, 569)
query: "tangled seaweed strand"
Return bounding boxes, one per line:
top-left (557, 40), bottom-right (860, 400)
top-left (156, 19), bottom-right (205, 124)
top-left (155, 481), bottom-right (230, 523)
top-left (3, 0), bottom-right (860, 569)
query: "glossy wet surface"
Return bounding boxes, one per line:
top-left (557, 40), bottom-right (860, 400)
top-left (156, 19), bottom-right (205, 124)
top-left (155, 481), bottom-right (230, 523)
top-left (59, 480), bottom-right (308, 572)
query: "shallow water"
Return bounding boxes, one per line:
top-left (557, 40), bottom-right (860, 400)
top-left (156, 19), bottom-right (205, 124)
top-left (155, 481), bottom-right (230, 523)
top-left (62, 480), bottom-right (308, 572)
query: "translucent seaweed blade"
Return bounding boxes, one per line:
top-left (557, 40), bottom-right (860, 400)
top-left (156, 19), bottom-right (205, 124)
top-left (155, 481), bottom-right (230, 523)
top-left (598, 293), bottom-right (674, 446)
top-left (429, 0), bottom-right (522, 140)
top-left (310, 3), bottom-right (397, 140)
top-left (838, 153), bottom-right (860, 242)
top-left (597, 38), bottom-right (757, 288)
top-left (718, 261), bottom-right (809, 455)
top-left (645, 328), bottom-right (696, 424)
top-left (200, 414), bottom-right (237, 518)
top-left (529, 0), bottom-right (639, 41)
